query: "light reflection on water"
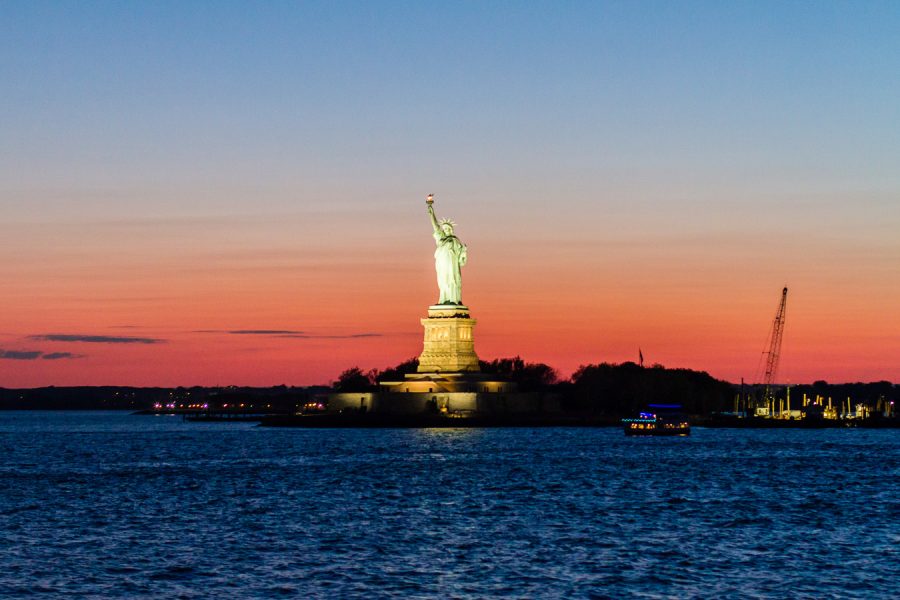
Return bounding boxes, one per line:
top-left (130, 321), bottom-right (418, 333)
top-left (0, 411), bottom-right (898, 598)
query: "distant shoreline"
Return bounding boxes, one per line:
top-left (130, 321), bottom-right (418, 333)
top-left (257, 413), bottom-right (900, 429)
top-left (2, 379), bottom-right (897, 426)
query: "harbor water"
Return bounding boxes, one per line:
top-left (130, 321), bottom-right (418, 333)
top-left (1, 411), bottom-right (898, 598)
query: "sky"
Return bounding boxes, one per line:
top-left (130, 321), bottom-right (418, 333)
top-left (2, 1), bottom-right (899, 387)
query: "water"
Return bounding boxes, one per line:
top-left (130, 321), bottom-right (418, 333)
top-left (1, 412), bottom-right (898, 598)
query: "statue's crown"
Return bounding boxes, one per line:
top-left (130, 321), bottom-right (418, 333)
top-left (439, 218), bottom-right (456, 228)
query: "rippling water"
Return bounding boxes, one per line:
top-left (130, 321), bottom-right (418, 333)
top-left (1, 411), bottom-right (898, 598)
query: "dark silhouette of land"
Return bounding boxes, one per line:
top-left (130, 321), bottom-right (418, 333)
top-left (4, 359), bottom-right (896, 427)
top-left (0, 385), bottom-right (329, 413)
top-left (333, 357), bottom-right (897, 415)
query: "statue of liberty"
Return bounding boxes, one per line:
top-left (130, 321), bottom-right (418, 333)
top-left (425, 194), bottom-right (467, 305)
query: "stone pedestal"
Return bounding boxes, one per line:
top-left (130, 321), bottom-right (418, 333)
top-left (417, 304), bottom-right (480, 373)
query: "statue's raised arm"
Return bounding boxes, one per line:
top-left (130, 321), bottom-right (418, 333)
top-left (424, 194), bottom-right (466, 305)
top-left (426, 194), bottom-right (441, 233)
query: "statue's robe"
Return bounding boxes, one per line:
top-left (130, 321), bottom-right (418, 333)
top-left (433, 231), bottom-right (466, 304)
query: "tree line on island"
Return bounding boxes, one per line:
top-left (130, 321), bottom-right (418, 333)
top-left (1, 362), bottom-right (896, 415)
top-left (332, 357), bottom-right (897, 416)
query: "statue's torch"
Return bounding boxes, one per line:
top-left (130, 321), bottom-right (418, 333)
top-left (426, 194), bottom-right (434, 205)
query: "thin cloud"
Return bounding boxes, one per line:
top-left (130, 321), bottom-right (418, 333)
top-left (278, 333), bottom-right (382, 339)
top-left (0, 349), bottom-right (42, 360)
top-left (31, 334), bottom-right (164, 344)
top-left (229, 330), bottom-right (304, 335)
top-left (193, 329), bottom-right (383, 339)
top-left (193, 329), bottom-right (305, 335)
top-left (42, 352), bottom-right (86, 360)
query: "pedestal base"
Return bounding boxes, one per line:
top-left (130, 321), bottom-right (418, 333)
top-left (417, 305), bottom-right (480, 373)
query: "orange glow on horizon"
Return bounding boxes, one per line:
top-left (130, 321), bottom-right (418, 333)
top-left (2, 204), bottom-right (898, 388)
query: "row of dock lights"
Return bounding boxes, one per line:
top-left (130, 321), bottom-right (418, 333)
top-left (741, 389), bottom-right (895, 420)
top-left (152, 402), bottom-right (281, 411)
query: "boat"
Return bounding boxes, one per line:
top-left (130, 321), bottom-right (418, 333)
top-left (623, 404), bottom-right (691, 436)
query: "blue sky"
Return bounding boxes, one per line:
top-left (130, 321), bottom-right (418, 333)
top-left (4, 1), bottom-right (898, 207)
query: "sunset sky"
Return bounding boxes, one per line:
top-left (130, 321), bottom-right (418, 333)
top-left (2, 1), bottom-right (899, 387)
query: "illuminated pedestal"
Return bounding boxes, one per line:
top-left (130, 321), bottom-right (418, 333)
top-left (327, 304), bottom-right (560, 416)
top-left (417, 304), bottom-right (480, 373)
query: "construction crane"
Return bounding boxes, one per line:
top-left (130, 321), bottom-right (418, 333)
top-left (757, 287), bottom-right (788, 415)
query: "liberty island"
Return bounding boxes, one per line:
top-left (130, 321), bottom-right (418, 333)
top-left (321, 195), bottom-right (554, 420)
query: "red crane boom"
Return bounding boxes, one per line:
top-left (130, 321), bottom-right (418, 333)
top-left (760, 287), bottom-right (788, 411)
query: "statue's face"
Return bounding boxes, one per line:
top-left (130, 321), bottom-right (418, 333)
top-left (441, 223), bottom-right (453, 235)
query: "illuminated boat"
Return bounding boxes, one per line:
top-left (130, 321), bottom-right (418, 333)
top-left (623, 404), bottom-right (691, 436)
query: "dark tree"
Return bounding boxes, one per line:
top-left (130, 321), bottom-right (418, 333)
top-left (375, 358), bottom-right (420, 383)
top-left (567, 362), bottom-right (733, 415)
top-left (479, 356), bottom-right (559, 392)
top-left (333, 367), bottom-right (375, 392)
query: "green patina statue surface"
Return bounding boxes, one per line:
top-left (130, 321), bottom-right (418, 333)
top-left (426, 196), bottom-right (467, 305)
